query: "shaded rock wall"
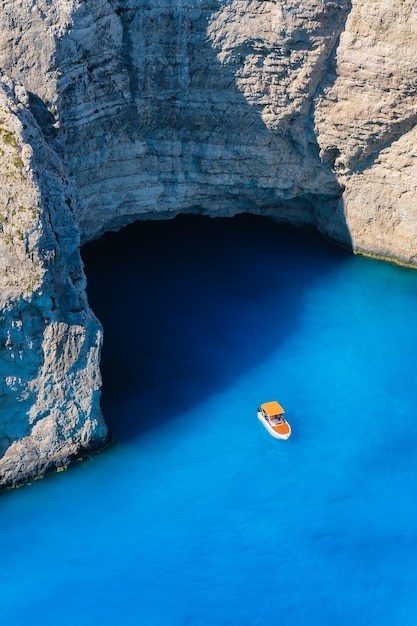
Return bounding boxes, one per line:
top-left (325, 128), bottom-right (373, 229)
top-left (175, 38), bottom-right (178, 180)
top-left (1, 0), bottom-right (417, 486)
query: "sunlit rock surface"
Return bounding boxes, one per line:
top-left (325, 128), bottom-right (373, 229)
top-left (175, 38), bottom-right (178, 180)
top-left (1, 0), bottom-right (417, 486)
top-left (0, 76), bottom-right (107, 487)
top-left (315, 0), bottom-right (417, 263)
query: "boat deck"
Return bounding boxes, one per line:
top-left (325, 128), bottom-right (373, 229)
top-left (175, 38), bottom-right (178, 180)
top-left (271, 421), bottom-right (291, 436)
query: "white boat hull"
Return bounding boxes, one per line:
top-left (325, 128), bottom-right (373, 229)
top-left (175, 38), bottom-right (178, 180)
top-left (257, 411), bottom-right (291, 440)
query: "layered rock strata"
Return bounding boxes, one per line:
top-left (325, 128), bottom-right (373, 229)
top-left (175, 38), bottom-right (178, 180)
top-left (0, 76), bottom-right (108, 487)
top-left (315, 0), bottom-right (417, 263)
top-left (1, 0), bottom-right (417, 487)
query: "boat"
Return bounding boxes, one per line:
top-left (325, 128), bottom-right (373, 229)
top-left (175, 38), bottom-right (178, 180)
top-left (257, 401), bottom-right (291, 440)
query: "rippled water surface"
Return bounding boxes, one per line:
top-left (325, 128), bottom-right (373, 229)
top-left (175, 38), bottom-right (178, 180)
top-left (2, 215), bottom-right (417, 625)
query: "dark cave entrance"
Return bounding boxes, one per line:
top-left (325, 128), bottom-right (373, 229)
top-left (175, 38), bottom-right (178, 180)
top-left (81, 214), bottom-right (347, 441)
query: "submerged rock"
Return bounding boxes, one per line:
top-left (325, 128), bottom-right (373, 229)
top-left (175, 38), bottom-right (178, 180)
top-left (1, 0), bottom-right (417, 486)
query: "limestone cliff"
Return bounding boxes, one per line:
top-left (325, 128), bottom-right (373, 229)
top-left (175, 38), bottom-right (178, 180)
top-left (0, 75), bottom-right (107, 486)
top-left (1, 0), bottom-right (417, 487)
top-left (315, 0), bottom-right (417, 262)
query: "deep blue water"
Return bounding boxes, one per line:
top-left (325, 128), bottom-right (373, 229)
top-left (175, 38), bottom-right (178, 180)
top-left (2, 214), bottom-right (417, 625)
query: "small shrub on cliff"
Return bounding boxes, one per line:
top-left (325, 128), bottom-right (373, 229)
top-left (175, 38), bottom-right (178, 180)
top-left (12, 158), bottom-right (23, 170)
top-left (1, 130), bottom-right (17, 148)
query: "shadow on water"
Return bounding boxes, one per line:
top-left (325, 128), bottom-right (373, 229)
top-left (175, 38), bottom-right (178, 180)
top-left (82, 214), bottom-right (349, 441)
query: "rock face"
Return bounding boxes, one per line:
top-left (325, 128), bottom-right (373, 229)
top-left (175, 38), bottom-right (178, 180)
top-left (1, 0), bottom-right (417, 486)
top-left (315, 0), bottom-right (417, 262)
top-left (0, 76), bottom-right (108, 486)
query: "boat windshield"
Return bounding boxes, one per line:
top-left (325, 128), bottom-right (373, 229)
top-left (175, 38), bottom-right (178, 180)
top-left (270, 415), bottom-right (284, 423)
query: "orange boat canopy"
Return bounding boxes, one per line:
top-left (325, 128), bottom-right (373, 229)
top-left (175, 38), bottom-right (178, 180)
top-left (261, 401), bottom-right (285, 417)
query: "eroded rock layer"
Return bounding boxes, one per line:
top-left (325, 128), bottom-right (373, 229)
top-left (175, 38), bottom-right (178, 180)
top-left (0, 76), bottom-right (108, 487)
top-left (1, 0), bottom-right (417, 486)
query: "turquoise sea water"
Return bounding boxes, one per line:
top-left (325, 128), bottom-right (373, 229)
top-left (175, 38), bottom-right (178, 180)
top-left (2, 214), bottom-right (417, 625)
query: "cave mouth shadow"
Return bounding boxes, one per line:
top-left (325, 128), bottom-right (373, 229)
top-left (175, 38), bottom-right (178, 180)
top-left (81, 214), bottom-right (349, 442)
